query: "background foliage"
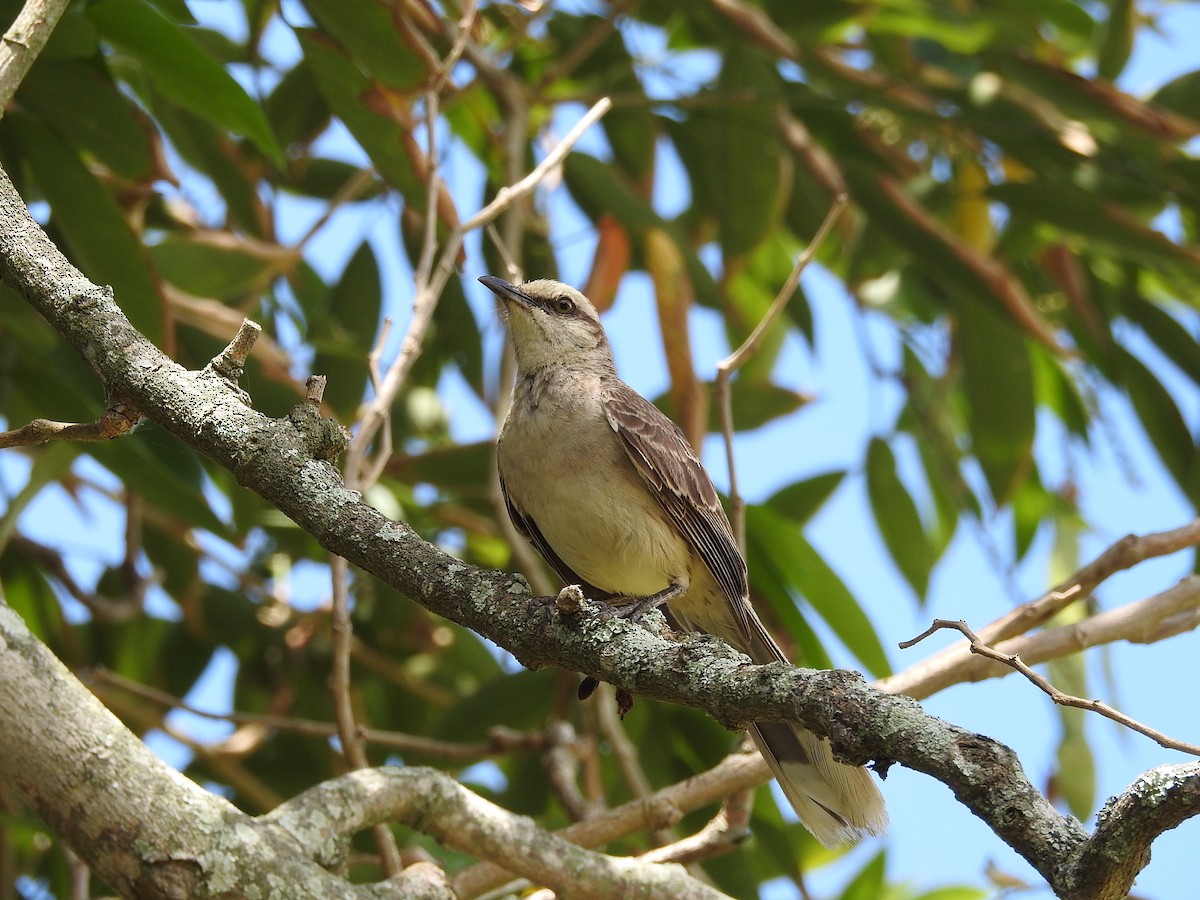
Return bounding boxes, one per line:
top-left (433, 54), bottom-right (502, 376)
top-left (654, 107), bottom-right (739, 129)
top-left (1, 0), bottom-right (1198, 897)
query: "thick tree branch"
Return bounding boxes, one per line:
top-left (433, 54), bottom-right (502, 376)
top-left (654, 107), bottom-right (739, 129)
top-left (0, 599), bottom-right (407, 898)
top-left (2, 162), bottom-right (1196, 899)
top-left (265, 768), bottom-right (726, 900)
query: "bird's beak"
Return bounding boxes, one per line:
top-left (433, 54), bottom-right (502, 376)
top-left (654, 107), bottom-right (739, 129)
top-left (478, 275), bottom-right (533, 311)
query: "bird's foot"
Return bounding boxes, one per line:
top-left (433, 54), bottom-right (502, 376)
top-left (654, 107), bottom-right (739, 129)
top-left (609, 583), bottom-right (683, 623)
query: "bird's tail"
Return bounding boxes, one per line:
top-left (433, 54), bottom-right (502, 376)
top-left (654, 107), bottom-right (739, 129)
top-left (743, 620), bottom-right (888, 847)
top-left (748, 721), bottom-right (887, 847)
top-left (670, 587), bottom-right (887, 846)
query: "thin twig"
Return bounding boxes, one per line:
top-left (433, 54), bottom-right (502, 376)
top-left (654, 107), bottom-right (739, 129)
top-left (430, 0), bottom-right (477, 94)
top-left (542, 721), bottom-right (600, 821)
top-left (535, 0), bottom-right (640, 91)
top-left (329, 555), bottom-right (403, 875)
top-left (292, 167), bottom-right (379, 251)
top-left (714, 193), bottom-right (848, 548)
top-left (62, 844), bottom-right (90, 900)
top-left (11, 536), bottom-right (150, 623)
top-left (883, 519), bottom-right (1200, 698)
top-left (0, 407), bottom-right (138, 449)
top-left (902, 618), bottom-right (1200, 757)
top-left (891, 575), bottom-right (1200, 695)
top-left (637, 796), bottom-right (750, 866)
top-left (0, 0), bottom-right (71, 116)
top-left (344, 96), bottom-right (612, 493)
top-left (454, 746), bottom-right (770, 898)
top-left (97, 686), bottom-right (284, 812)
top-left (595, 684), bottom-right (675, 845)
top-left (459, 97), bottom-right (612, 235)
top-left (87, 667), bottom-right (546, 760)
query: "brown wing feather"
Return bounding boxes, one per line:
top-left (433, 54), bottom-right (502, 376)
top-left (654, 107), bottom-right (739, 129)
top-left (499, 471), bottom-right (607, 598)
top-left (601, 382), bottom-right (755, 635)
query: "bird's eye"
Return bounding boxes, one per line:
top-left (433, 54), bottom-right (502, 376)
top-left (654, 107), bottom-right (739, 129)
top-left (552, 296), bottom-right (575, 314)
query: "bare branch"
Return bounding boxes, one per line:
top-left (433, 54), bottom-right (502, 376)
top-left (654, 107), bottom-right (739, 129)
top-left (883, 519), bottom-right (1200, 698)
top-left (454, 748), bottom-right (769, 897)
top-left (902, 617), bottom-right (1200, 756)
top-left (714, 194), bottom-right (848, 547)
top-left (206, 318), bottom-right (261, 384)
top-left (265, 768), bottom-right (730, 899)
top-left (0, 407), bottom-right (138, 449)
top-left (87, 667), bottom-right (547, 761)
top-left (329, 555), bottom-right (403, 875)
top-left (459, 97), bottom-right (613, 235)
top-left (1077, 762), bottom-right (1200, 900)
top-left (10, 536), bottom-right (150, 623)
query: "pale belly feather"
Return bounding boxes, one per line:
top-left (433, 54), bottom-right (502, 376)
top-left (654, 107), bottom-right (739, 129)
top-left (498, 375), bottom-right (693, 598)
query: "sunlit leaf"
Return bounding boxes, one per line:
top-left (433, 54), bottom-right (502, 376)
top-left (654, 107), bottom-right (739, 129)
top-left (865, 437), bottom-right (934, 602)
top-left (958, 304), bottom-right (1036, 505)
top-left (19, 60), bottom-right (154, 181)
top-left (766, 471), bottom-right (846, 526)
top-left (1117, 347), bottom-right (1196, 502)
top-left (88, 0), bottom-right (283, 166)
top-left (9, 113), bottom-right (162, 344)
top-left (746, 505), bottom-right (891, 677)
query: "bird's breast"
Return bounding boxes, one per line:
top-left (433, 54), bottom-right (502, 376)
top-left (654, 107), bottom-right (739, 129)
top-left (498, 383), bottom-right (691, 597)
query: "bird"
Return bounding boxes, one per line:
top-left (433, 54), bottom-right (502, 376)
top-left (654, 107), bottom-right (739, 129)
top-left (480, 274), bottom-right (887, 847)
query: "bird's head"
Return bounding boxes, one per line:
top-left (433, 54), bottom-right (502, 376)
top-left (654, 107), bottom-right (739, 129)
top-left (479, 276), bottom-right (614, 373)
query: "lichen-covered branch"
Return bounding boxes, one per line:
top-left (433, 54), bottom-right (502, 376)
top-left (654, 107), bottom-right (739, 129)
top-left (266, 768), bottom-right (727, 900)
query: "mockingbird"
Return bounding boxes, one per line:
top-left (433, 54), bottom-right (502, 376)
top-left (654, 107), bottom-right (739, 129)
top-left (480, 274), bottom-right (887, 847)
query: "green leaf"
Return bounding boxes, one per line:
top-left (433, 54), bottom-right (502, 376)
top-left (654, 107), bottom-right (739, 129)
top-left (389, 441), bottom-right (493, 492)
top-left (299, 32), bottom-right (423, 198)
top-left (745, 505), bottom-right (890, 677)
top-left (839, 850), bottom-right (886, 900)
top-left (1123, 295), bottom-right (1200, 387)
top-left (652, 379), bottom-right (809, 434)
top-left (150, 233), bottom-right (297, 301)
top-left (1152, 68), bottom-right (1200, 119)
top-left (302, 0), bottom-right (423, 89)
top-left (150, 101), bottom-right (264, 235)
top-left (10, 113), bottom-right (162, 344)
top-left (89, 426), bottom-right (227, 534)
top-left (1096, 0), bottom-right (1134, 80)
top-left (1117, 347), bottom-right (1196, 502)
top-left (264, 62), bottom-right (332, 150)
top-left (911, 888), bottom-right (987, 900)
top-left (958, 304), bottom-right (1035, 505)
top-left (745, 541), bottom-right (833, 671)
top-left (1031, 344), bottom-right (1090, 439)
top-left (766, 471), bottom-right (846, 526)
top-left (41, 3), bottom-right (101, 60)
top-left (286, 157), bottom-right (382, 202)
top-left (666, 45), bottom-right (785, 258)
top-left (990, 181), bottom-right (1200, 271)
top-left (562, 152), bottom-right (720, 307)
top-left (1011, 470), bottom-right (1050, 562)
top-left (87, 0), bottom-right (283, 167)
top-left (19, 60), bottom-right (153, 181)
top-left (865, 437), bottom-right (934, 602)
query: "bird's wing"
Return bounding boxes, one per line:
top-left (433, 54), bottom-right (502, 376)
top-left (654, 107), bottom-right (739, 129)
top-left (499, 470), bottom-right (607, 598)
top-left (602, 381), bottom-right (760, 642)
